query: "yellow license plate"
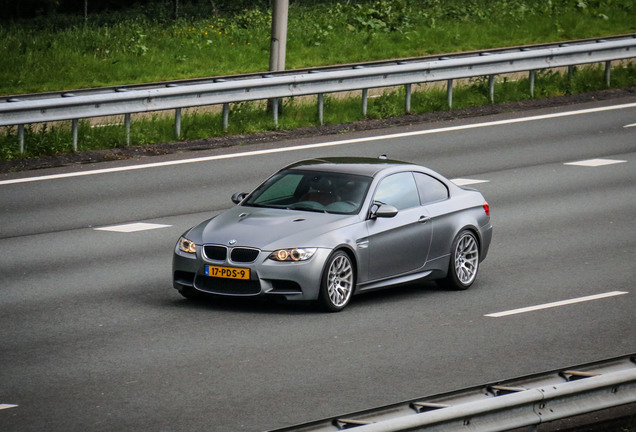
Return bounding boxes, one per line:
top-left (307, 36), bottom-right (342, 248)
top-left (205, 265), bottom-right (250, 280)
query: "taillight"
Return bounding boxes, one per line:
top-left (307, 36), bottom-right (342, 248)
top-left (483, 201), bottom-right (490, 216)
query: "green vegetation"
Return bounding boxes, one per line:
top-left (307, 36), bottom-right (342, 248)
top-left (2, 0), bottom-right (635, 94)
top-left (1, 0), bottom-right (635, 161)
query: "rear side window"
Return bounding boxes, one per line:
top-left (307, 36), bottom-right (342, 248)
top-left (373, 172), bottom-right (420, 210)
top-left (414, 172), bottom-right (449, 204)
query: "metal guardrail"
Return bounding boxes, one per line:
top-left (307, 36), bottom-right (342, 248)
top-left (1, 35), bottom-right (635, 153)
top-left (268, 354), bottom-right (636, 432)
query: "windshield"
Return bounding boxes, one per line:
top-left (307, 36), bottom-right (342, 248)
top-left (244, 170), bottom-right (372, 214)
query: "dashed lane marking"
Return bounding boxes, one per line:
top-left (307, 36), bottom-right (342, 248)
top-left (564, 158), bottom-right (627, 167)
top-left (0, 404), bottom-right (18, 410)
top-left (485, 291), bottom-right (629, 318)
top-left (93, 223), bottom-right (172, 233)
top-left (451, 178), bottom-right (490, 186)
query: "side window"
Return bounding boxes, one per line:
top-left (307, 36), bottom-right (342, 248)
top-left (373, 172), bottom-right (420, 211)
top-left (414, 172), bottom-right (449, 205)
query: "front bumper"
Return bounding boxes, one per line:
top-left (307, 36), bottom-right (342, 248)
top-left (172, 245), bottom-right (332, 301)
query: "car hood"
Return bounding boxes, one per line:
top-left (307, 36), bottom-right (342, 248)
top-left (187, 205), bottom-right (361, 250)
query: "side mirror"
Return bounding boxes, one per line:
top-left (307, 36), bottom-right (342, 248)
top-left (370, 204), bottom-right (398, 219)
top-left (231, 192), bottom-right (249, 204)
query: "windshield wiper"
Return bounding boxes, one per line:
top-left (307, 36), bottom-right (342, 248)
top-left (286, 205), bottom-right (327, 213)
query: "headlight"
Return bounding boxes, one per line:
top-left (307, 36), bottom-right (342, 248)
top-left (178, 237), bottom-right (197, 254)
top-left (269, 248), bottom-right (317, 262)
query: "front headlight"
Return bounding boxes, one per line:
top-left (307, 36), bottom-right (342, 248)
top-left (178, 237), bottom-right (197, 254)
top-left (269, 248), bottom-right (317, 262)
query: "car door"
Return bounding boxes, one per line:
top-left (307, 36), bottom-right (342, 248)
top-left (366, 171), bottom-right (433, 281)
top-left (413, 171), bottom-right (452, 262)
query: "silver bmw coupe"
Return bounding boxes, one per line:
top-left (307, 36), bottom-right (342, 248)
top-left (173, 157), bottom-right (492, 311)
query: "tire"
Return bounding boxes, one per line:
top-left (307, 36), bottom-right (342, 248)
top-left (319, 251), bottom-right (355, 312)
top-left (438, 230), bottom-right (479, 290)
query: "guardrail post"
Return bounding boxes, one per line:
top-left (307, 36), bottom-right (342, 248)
top-left (272, 98), bottom-right (279, 127)
top-left (317, 93), bottom-right (324, 125)
top-left (222, 103), bottom-right (229, 132)
top-left (175, 108), bottom-right (181, 139)
top-left (72, 119), bottom-right (78, 152)
top-left (529, 70), bottom-right (536, 98)
top-left (1, 37), bottom-right (634, 148)
top-left (18, 124), bottom-right (25, 155)
top-left (124, 113), bottom-right (131, 146)
top-left (488, 75), bottom-right (495, 103)
top-left (362, 89), bottom-right (368, 117)
top-left (405, 84), bottom-right (412, 114)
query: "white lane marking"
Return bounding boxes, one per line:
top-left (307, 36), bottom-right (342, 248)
top-left (1, 102), bottom-right (635, 187)
top-left (485, 291), bottom-right (629, 318)
top-left (94, 223), bottom-right (172, 233)
top-left (451, 178), bottom-right (490, 186)
top-left (564, 158), bottom-right (627, 167)
top-left (625, 123), bottom-right (636, 128)
top-left (0, 404), bottom-right (18, 410)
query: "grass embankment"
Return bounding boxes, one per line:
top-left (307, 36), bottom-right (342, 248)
top-left (1, 0), bottom-right (635, 161)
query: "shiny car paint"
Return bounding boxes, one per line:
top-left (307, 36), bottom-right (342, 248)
top-left (172, 157), bottom-right (492, 311)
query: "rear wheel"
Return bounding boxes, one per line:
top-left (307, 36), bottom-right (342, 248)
top-left (438, 230), bottom-right (479, 290)
top-left (319, 251), bottom-right (355, 312)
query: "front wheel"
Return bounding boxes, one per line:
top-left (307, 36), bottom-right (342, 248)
top-left (319, 251), bottom-right (355, 312)
top-left (438, 230), bottom-right (479, 290)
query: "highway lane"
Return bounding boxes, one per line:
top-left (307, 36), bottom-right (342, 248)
top-left (0, 98), bottom-right (635, 431)
top-left (2, 100), bottom-right (635, 237)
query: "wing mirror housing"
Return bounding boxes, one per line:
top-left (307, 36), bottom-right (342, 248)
top-left (370, 204), bottom-right (398, 219)
top-left (231, 192), bottom-right (249, 204)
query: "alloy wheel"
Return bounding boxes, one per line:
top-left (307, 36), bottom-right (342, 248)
top-left (326, 254), bottom-right (354, 309)
top-left (454, 232), bottom-right (479, 285)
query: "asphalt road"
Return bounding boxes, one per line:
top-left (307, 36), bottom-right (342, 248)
top-left (1, 97), bottom-right (635, 432)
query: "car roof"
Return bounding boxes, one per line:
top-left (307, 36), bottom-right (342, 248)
top-left (283, 157), bottom-right (416, 177)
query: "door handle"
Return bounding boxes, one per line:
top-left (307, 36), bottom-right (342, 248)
top-left (418, 216), bottom-right (431, 224)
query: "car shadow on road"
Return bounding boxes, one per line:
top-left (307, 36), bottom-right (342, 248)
top-left (167, 293), bottom-right (319, 315)
top-left (164, 280), bottom-right (454, 315)
top-left (347, 280), bottom-right (453, 306)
